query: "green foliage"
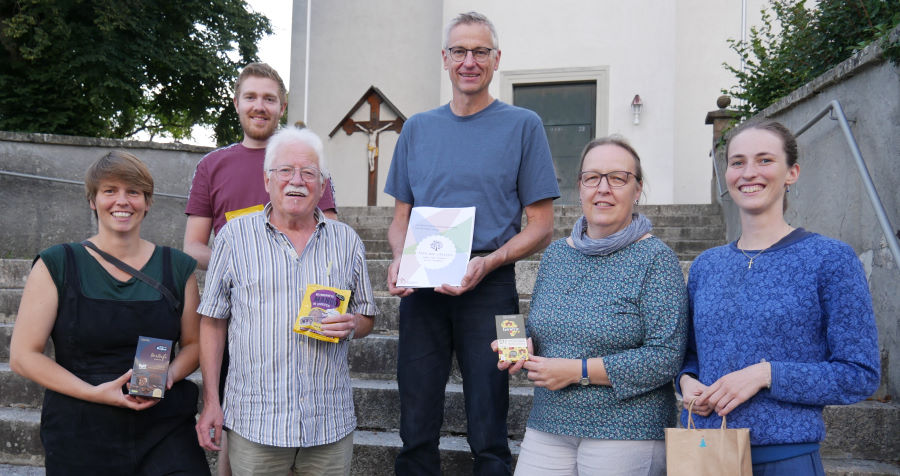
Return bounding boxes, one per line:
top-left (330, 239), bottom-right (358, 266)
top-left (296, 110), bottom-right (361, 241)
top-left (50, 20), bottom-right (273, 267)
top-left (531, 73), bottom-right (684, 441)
top-left (0, 0), bottom-right (271, 144)
top-left (725, 0), bottom-right (900, 119)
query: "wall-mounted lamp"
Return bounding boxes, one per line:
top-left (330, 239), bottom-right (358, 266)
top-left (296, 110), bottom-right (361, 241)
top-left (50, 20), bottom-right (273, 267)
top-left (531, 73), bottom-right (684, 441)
top-left (631, 94), bottom-right (643, 125)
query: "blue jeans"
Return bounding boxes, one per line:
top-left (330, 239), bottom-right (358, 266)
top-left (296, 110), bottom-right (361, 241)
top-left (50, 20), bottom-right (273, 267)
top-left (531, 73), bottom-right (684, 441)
top-left (752, 450), bottom-right (825, 476)
top-left (395, 265), bottom-right (518, 476)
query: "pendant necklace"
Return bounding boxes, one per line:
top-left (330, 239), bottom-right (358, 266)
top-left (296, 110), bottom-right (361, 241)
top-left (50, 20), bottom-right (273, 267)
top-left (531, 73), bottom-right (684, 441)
top-left (738, 247), bottom-right (767, 269)
top-left (738, 227), bottom-right (794, 269)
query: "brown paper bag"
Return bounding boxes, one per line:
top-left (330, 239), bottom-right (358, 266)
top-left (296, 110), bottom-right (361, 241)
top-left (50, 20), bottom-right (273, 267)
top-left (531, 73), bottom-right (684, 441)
top-left (665, 400), bottom-right (752, 476)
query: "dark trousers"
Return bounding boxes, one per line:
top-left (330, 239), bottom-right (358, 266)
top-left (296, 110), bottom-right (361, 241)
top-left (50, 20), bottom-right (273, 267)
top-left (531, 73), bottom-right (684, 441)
top-left (395, 265), bottom-right (518, 476)
top-left (753, 450), bottom-right (826, 476)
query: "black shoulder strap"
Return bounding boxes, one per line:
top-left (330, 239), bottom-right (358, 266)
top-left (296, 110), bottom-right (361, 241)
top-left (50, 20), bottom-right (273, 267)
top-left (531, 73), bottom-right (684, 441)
top-left (80, 240), bottom-right (179, 310)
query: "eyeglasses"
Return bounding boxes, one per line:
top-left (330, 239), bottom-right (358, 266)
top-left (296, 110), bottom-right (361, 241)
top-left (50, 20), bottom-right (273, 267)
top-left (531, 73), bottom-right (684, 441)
top-left (268, 166), bottom-right (321, 182)
top-left (446, 47), bottom-right (494, 63)
top-left (579, 171), bottom-right (635, 189)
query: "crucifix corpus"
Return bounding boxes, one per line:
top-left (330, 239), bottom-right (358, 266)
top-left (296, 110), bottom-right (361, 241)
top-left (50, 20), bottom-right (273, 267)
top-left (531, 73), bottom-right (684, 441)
top-left (329, 86), bottom-right (406, 206)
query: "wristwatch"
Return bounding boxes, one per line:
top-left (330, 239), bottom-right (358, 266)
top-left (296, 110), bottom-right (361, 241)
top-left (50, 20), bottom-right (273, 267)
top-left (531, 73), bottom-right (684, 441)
top-left (580, 359), bottom-right (590, 386)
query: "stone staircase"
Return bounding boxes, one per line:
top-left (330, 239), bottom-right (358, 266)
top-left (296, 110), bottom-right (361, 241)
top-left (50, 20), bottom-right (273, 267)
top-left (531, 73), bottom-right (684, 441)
top-left (1, 205), bottom-right (898, 475)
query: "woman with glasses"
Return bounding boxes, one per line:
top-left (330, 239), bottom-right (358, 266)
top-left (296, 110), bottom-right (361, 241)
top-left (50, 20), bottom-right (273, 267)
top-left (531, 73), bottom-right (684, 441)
top-left (495, 136), bottom-right (688, 475)
top-left (10, 151), bottom-right (209, 475)
top-left (678, 122), bottom-right (879, 475)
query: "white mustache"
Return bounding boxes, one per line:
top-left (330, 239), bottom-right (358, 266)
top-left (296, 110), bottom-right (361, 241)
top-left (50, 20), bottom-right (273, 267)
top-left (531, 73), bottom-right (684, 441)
top-left (285, 185), bottom-right (309, 196)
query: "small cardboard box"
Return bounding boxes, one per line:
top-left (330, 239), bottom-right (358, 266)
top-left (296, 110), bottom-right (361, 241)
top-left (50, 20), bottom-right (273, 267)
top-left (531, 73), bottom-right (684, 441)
top-left (129, 336), bottom-right (172, 398)
top-left (496, 314), bottom-right (529, 362)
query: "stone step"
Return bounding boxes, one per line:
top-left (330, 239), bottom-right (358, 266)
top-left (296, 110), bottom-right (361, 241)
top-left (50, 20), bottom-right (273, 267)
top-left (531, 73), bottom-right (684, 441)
top-left (361, 232), bottom-right (724, 253)
top-left (336, 207), bottom-right (725, 231)
top-left (366, 259), bottom-right (543, 296)
top-left (350, 336), bottom-right (534, 386)
top-left (371, 295), bottom-right (532, 335)
top-left (352, 379), bottom-right (532, 437)
top-left (361, 239), bottom-right (392, 254)
top-left (338, 204), bottom-right (723, 218)
top-left (338, 206), bottom-right (394, 220)
top-left (1, 289), bottom-right (21, 324)
top-left (820, 400), bottom-right (900, 463)
top-left (337, 204), bottom-right (722, 217)
top-left (820, 458), bottom-right (900, 476)
top-left (0, 407), bottom-right (42, 467)
top-left (1, 323), bottom-right (11, 360)
top-left (0, 464), bottom-right (44, 476)
top-left (0, 260), bottom-right (30, 289)
top-left (0, 363), bottom-right (45, 410)
top-left (550, 213), bottom-right (726, 228)
top-left (360, 236), bottom-right (723, 262)
top-left (350, 429), bottom-right (524, 475)
top-left (552, 225), bottom-right (724, 241)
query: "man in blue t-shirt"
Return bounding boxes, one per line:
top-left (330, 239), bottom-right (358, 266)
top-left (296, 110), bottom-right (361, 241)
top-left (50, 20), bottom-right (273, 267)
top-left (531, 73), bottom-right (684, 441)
top-left (384, 11), bottom-right (560, 476)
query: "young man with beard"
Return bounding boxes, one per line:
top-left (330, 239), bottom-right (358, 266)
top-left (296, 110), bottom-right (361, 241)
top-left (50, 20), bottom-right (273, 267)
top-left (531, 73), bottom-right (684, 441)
top-left (184, 62), bottom-right (337, 270)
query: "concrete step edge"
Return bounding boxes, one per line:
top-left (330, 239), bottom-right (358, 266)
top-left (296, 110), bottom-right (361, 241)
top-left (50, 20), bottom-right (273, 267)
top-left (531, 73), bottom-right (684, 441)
top-left (821, 458), bottom-right (900, 476)
top-left (352, 428), bottom-right (522, 454)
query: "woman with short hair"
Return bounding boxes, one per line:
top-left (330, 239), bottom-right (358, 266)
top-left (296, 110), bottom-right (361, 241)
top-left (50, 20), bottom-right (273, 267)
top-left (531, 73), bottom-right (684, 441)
top-left (10, 151), bottom-right (209, 475)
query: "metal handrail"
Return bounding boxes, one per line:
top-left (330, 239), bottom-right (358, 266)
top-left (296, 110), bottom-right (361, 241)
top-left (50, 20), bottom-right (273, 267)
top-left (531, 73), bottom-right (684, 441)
top-left (0, 169), bottom-right (188, 199)
top-left (713, 99), bottom-right (900, 269)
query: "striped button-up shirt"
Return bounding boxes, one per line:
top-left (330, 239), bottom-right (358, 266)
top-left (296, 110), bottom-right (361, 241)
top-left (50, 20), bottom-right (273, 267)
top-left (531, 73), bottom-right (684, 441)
top-left (198, 205), bottom-right (377, 447)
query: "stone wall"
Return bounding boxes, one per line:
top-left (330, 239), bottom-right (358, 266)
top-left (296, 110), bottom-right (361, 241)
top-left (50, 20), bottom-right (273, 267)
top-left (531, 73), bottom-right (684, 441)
top-left (0, 132), bottom-right (211, 258)
top-left (714, 26), bottom-right (900, 398)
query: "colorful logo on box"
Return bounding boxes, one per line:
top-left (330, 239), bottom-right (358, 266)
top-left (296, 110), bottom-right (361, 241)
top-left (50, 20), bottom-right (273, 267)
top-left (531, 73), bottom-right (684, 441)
top-left (501, 319), bottom-right (521, 337)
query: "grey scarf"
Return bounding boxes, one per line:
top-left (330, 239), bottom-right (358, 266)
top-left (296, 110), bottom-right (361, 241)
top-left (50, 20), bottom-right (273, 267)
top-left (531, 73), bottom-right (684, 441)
top-left (570, 213), bottom-right (653, 256)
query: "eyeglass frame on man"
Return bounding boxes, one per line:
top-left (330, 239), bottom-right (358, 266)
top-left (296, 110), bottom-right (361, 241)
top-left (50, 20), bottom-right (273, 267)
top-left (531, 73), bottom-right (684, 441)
top-left (579, 171), bottom-right (636, 189)
top-left (445, 46), bottom-right (495, 63)
top-left (268, 166), bottom-right (322, 183)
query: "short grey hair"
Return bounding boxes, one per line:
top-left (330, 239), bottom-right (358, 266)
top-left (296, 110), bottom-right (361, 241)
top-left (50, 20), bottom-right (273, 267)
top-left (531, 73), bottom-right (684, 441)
top-left (443, 11), bottom-right (499, 49)
top-left (264, 127), bottom-right (329, 184)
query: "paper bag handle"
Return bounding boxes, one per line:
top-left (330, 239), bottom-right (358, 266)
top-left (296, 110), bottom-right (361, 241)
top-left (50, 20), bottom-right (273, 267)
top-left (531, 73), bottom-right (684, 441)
top-left (687, 398), bottom-right (727, 430)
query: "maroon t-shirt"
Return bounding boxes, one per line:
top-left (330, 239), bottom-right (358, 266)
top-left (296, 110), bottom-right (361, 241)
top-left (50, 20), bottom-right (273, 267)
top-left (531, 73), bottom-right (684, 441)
top-left (185, 143), bottom-right (337, 233)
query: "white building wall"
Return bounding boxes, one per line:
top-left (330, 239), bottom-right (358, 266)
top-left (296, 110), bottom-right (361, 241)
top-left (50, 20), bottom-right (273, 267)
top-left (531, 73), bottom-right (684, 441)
top-left (673, 0), bottom-right (768, 203)
top-left (291, 0), bottom-right (770, 206)
top-left (290, 0), bottom-right (442, 207)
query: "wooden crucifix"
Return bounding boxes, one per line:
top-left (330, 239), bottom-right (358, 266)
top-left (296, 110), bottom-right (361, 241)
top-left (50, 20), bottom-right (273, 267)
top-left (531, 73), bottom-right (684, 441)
top-left (330, 86), bottom-right (405, 206)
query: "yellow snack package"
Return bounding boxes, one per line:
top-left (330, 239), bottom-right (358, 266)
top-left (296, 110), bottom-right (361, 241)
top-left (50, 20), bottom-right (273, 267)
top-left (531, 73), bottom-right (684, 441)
top-left (293, 284), bottom-right (352, 343)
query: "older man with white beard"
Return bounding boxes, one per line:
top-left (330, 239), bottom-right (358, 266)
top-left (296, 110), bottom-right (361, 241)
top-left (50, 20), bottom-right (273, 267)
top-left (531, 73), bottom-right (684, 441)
top-left (195, 127), bottom-right (377, 476)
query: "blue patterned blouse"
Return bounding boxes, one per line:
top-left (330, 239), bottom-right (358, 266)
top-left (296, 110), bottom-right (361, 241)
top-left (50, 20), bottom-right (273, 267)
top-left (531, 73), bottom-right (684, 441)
top-left (679, 231), bottom-right (880, 446)
top-left (526, 237), bottom-right (688, 440)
